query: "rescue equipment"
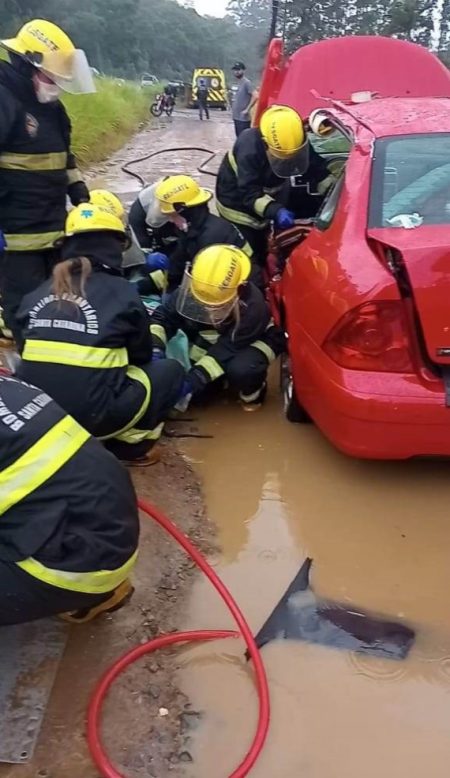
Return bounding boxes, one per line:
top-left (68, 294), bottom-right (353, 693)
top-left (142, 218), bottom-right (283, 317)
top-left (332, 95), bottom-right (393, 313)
top-left (259, 105), bottom-right (309, 177)
top-left (65, 204), bottom-right (126, 237)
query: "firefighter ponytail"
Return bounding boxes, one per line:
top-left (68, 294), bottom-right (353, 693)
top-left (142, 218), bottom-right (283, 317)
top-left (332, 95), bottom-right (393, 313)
top-left (52, 256), bottom-right (92, 300)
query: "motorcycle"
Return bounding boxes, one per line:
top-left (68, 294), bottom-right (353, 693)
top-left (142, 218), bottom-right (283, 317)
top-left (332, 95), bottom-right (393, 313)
top-left (150, 93), bottom-right (175, 117)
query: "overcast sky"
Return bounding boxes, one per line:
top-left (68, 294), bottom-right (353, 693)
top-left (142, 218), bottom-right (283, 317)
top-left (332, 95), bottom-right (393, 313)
top-left (195, 0), bottom-right (227, 17)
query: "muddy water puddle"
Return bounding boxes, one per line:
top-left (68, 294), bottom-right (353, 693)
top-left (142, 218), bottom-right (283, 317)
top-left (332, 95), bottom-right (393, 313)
top-left (178, 388), bottom-right (450, 777)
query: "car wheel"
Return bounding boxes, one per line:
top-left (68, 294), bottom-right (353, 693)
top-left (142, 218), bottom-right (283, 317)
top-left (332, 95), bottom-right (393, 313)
top-left (280, 353), bottom-right (311, 423)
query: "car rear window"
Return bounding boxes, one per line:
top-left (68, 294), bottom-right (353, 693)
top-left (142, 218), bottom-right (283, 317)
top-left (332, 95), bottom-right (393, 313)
top-left (369, 133), bottom-right (450, 228)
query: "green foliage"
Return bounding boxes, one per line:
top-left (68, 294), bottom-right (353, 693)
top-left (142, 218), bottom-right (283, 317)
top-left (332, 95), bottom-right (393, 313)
top-left (283, 0), bottom-right (441, 51)
top-left (63, 78), bottom-right (156, 166)
top-left (0, 0), bottom-right (267, 81)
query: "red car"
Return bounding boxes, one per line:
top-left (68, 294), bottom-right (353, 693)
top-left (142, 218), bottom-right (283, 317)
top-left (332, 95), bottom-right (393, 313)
top-left (259, 36), bottom-right (450, 458)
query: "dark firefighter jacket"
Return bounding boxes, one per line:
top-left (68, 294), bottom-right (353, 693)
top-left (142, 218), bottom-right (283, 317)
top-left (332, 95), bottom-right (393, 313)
top-left (151, 282), bottom-right (284, 391)
top-left (0, 374), bottom-right (139, 593)
top-left (215, 127), bottom-right (330, 229)
top-left (138, 204), bottom-right (253, 296)
top-left (0, 58), bottom-right (88, 252)
top-left (16, 238), bottom-right (154, 440)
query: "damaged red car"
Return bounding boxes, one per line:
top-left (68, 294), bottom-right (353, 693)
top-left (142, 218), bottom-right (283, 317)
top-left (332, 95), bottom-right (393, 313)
top-left (258, 36), bottom-right (450, 458)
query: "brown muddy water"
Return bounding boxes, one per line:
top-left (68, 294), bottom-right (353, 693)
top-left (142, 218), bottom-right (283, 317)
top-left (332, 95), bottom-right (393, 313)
top-left (83, 112), bottom-right (450, 775)
top-left (179, 387), bottom-right (450, 778)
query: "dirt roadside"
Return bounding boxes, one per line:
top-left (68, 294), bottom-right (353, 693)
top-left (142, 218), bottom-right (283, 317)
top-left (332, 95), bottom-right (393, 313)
top-left (1, 110), bottom-right (231, 778)
top-left (0, 439), bottom-right (215, 778)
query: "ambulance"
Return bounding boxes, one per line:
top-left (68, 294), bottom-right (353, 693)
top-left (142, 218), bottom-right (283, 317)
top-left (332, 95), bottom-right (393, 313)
top-left (189, 67), bottom-right (227, 110)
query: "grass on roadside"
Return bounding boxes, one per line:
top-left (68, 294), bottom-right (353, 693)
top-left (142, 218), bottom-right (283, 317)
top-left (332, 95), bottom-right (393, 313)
top-left (63, 78), bottom-right (159, 167)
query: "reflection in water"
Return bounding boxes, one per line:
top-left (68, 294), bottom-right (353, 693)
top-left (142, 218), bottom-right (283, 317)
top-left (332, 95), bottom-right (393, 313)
top-left (179, 387), bottom-right (450, 778)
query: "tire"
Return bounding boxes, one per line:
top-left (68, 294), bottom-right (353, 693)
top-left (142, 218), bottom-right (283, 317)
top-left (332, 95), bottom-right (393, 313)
top-left (280, 353), bottom-right (311, 423)
top-left (220, 106), bottom-right (227, 111)
top-left (150, 102), bottom-right (163, 117)
top-left (165, 104), bottom-right (174, 117)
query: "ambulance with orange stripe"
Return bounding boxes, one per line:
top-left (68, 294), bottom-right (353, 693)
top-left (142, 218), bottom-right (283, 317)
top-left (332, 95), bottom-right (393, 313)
top-left (189, 67), bottom-right (227, 111)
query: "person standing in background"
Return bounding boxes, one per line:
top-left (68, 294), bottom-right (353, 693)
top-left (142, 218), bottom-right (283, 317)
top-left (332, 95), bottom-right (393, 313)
top-left (231, 62), bottom-right (258, 137)
top-left (197, 78), bottom-right (210, 121)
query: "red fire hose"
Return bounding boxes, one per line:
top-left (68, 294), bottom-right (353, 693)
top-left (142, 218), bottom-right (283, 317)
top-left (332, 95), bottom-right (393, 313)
top-left (87, 498), bottom-right (271, 777)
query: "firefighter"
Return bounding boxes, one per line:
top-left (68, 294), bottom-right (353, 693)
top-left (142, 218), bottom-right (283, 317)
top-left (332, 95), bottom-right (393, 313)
top-left (16, 204), bottom-right (184, 466)
top-left (215, 104), bottom-right (330, 258)
top-left (0, 19), bottom-right (95, 343)
top-left (150, 244), bottom-right (284, 411)
top-left (143, 174), bottom-right (254, 294)
top-left (197, 78), bottom-right (210, 121)
top-left (89, 188), bottom-right (169, 299)
top-left (0, 374), bottom-right (139, 626)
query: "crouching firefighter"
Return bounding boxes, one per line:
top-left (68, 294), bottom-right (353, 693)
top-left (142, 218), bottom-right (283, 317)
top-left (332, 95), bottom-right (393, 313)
top-left (150, 174), bottom-right (254, 293)
top-left (0, 19), bottom-right (95, 342)
top-left (0, 374), bottom-right (139, 626)
top-left (150, 244), bottom-right (284, 411)
top-left (215, 105), bottom-right (330, 260)
top-left (16, 204), bottom-right (184, 466)
top-left (89, 188), bottom-right (169, 298)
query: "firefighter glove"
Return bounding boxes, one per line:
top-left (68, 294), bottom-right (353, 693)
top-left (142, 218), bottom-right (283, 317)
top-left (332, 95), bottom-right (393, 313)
top-left (145, 251), bottom-right (169, 272)
top-left (275, 209), bottom-right (296, 230)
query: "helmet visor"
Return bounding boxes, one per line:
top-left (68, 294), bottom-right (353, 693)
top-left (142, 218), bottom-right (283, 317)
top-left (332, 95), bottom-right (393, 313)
top-left (176, 269), bottom-right (238, 325)
top-left (40, 49), bottom-right (96, 94)
top-left (267, 141), bottom-right (310, 178)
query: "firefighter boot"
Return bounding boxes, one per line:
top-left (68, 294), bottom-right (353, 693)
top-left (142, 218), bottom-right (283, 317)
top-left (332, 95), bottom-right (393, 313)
top-left (240, 382), bottom-right (267, 412)
top-left (59, 579), bottom-right (134, 624)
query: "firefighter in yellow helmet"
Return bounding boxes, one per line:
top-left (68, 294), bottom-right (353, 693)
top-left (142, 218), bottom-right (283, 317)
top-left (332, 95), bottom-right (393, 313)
top-left (0, 20), bottom-right (95, 343)
top-left (142, 174), bottom-right (254, 293)
top-left (151, 244), bottom-right (284, 411)
top-left (90, 187), bottom-right (171, 298)
top-left (215, 104), bottom-right (330, 260)
top-left (0, 374), bottom-right (139, 625)
top-left (16, 204), bottom-right (184, 466)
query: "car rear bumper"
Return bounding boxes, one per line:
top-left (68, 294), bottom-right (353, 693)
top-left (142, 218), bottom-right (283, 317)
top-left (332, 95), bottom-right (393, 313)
top-left (294, 336), bottom-right (450, 459)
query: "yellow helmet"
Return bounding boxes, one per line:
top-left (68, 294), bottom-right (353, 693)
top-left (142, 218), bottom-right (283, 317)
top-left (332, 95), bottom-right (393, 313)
top-left (259, 105), bottom-right (309, 178)
top-left (89, 190), bottom-right (125, 220)
top-left (1, 19), bottom-right (95, 94)
top-left (191, 245), bottom-right (251, 305)
top-left (177, 245), bottom-right (251, 325)
top-left (155, 175), bottom-right (212, 214)
top-left (65, 204), bottom-right (125, 237)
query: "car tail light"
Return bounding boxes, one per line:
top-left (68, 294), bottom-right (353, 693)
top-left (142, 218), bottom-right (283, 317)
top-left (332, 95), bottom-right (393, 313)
top-left (323, 301), bottom-right (414, 372)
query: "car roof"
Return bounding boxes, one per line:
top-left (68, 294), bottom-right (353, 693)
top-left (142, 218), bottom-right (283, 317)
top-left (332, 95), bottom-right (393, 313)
top-left (330, 97), bottom-right (450, 140)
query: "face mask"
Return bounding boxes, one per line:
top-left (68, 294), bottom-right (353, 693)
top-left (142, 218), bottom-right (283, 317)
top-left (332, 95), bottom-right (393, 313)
top-left (33, 75), bottom-right (62, 104)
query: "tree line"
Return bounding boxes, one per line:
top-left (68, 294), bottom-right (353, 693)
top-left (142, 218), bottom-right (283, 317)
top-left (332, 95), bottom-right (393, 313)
top-left (1, 0), bottom-right (268, 81)
top-left (228, 0), bottom-right (450, 59)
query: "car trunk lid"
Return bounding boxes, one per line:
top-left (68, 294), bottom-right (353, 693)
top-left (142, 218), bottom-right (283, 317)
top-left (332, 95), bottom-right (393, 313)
top-left (368, 226), bottom-right (450, 366)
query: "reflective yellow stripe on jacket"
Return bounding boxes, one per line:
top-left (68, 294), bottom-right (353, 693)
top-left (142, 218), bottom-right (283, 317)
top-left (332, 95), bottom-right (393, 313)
top-left (0, 415), bottom-right (90, 516)
top-left (22, 340), bottom-right (128, 369)
top-left (4, 231), bottom-right (64, 251)
top-left (17, 550), bottom-right (138, 594)
top-left (0, 151), bottom-right (67, 171)
top-left (216, 200), bottom-right (268, 230)
top-left (99, 365), bottom-right (159, 446)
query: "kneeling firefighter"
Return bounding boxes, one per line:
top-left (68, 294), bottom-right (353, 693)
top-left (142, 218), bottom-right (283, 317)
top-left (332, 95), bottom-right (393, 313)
top-left (16, 204), bottom-right (184, 465)
top-left (0, 374), bottom-right (139, 626)
top-left (215, 105), bottom-right (330, 258)
top-left (89, 188), bottom-right (169, 297)
top-left (0, 19), bottom-right (95, 342)
top-left (147, 174), bottom-right (254, 293)
top-left (150, 244), bottom-right (284, 411)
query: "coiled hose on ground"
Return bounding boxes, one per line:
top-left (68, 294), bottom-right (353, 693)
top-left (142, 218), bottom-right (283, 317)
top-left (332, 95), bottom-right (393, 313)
top-left (122, 146), bottom-right (218, 186)
top-left (87, 498), bottom-right (270, 778)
